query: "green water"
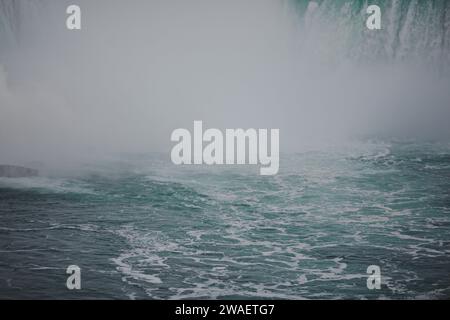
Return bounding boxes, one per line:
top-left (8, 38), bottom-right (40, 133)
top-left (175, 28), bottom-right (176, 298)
top-left (1, 140), bottom-right (450, 299)
top-left (1, 0), bottom-right (450, 300)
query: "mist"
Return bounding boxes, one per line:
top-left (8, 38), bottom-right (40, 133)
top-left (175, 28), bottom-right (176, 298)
top-left (1, 0), bottom-right (450, 171)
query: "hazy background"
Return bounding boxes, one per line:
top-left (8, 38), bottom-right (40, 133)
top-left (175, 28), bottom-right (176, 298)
top-left (2, 1), bottom-right (450, 300)
top-left (1, 0), bottom-right (450, 171)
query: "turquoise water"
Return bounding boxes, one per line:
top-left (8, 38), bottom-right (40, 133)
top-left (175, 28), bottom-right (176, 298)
top-left (1, 140), bottom-right (450, 299)
top-left (1, 0), bottom-right (450, 300)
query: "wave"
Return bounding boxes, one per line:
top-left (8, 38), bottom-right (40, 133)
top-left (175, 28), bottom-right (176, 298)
top-left (0, 176), bottom-right (96, 194)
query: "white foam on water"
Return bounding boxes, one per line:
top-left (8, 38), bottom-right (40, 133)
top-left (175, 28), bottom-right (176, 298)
top-left (112, 252), bottom-right (163, 285)
top-left (0, 176), bottom-right (96, 194)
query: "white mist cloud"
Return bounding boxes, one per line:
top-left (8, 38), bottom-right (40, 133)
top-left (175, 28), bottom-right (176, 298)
top-left (1, 0), bottom-right (449, 171)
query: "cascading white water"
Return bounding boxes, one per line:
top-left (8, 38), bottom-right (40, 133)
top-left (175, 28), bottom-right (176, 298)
top-left (0, 0), bottom-right (16, 48)
top-left (288, 0), bottom-right (450, 142)
top-left (0, 0), bottom-right (45, 55)
top-left (1, 0), bottom-right (450, 169)
top-left (2, 1), bottom-right (450, 301)
top-left (294, 0), bottom-right (450, 69)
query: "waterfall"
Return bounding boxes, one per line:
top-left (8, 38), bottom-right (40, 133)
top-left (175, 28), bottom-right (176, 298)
top-left (0, 0), bottom-right (46, 60)
top-left (292, 0), bottom-right (450, 72)
top-left (2, 0), bottom-right (450, 67)
top-left (0, 0), bottom-right (21, 50)
top-left (1, 0), bottom-right (450, 166)
top-left (0, 1), bottom-right (37, 41)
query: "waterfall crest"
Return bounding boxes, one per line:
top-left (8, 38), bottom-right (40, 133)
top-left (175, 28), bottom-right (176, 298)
top-left (293, 0), bottom-right (450, 72)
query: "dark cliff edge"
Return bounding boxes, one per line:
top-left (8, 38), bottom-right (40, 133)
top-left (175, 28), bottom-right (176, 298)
top-left (0, 165), bottom-right (39, 178)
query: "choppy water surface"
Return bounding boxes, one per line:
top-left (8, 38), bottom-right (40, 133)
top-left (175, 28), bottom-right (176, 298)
top-left (1, 140), bottom-right (450, 299)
